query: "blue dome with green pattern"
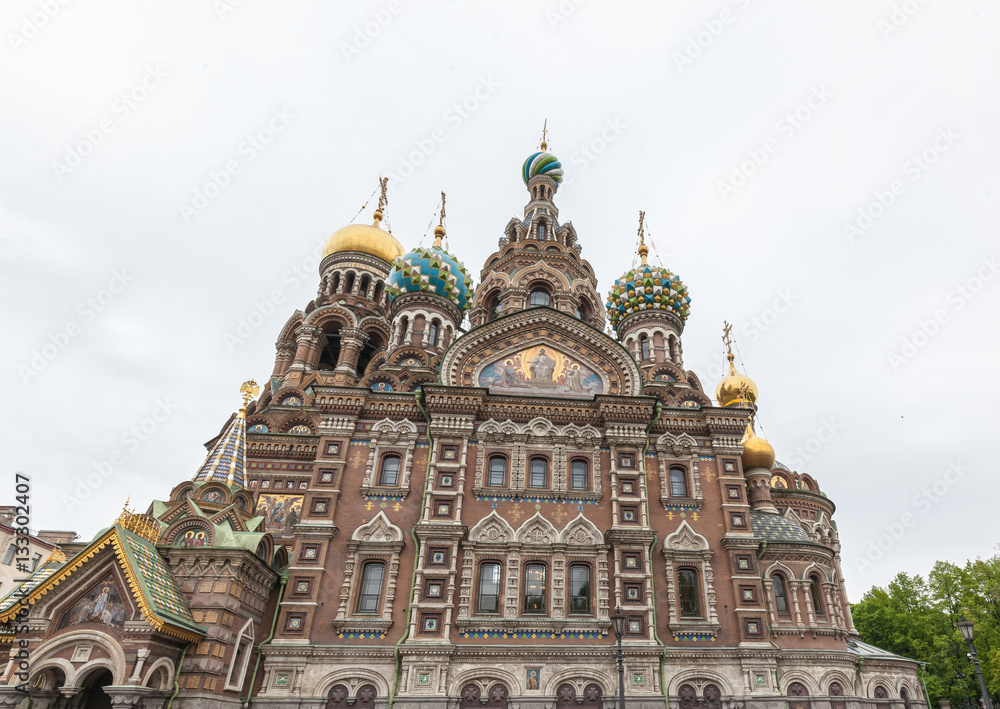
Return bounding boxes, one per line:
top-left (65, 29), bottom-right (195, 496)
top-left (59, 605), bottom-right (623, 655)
top-left (606, 264), bottom-right (691, 332)
top-left (387, 242), bottom-right (475, 312)
top-left (522, 151), bottom-right (564, 184)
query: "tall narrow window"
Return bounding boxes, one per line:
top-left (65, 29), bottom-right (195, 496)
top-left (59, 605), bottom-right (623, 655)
top-left (487, 456), bottom-right (507, 487)
top-left (489, 297), bottom-right (502, 321)
top-left (428, 321), bottom-right (439, 346)
top-left (524, 564), bottom-right (546, 613)
top-left (345, 272), bottom-right (355, 294)
top-left (809, 575), bottom-right (824, 616)
top-left (640, 335), bottom-right (650, 360)
top-left (570, 460), bottom-right (589, 490)
top-left (569, 565), bottom-right (591, 614)
top-left (357, 562), bottom-right (385, 613)
top-left (399, 317), bottom-right (409, 344)
top-left (1, 546), bottom-right (14, 565)
top-left (669, 467), bottom-right (688, 497)
top-left (378, 455), bottom-right (401, 486)
top-left (772, 574), bottom-right (790, 615)
top-left (477, 563), bottom-right (501, 613)
top-left (529, 289), bottom-right (550, 307)
top-left (678, 568), bottom-right (701, 618)
top-left (225, 618), bottom-right (255, 690)
top-left (537, 222), bottom-right (546, 240)
top-left (529, 458), bottom-right (548, 488)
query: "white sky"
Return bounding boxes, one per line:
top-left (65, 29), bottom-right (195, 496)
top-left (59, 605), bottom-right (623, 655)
top-left (2, 1), bottom-right (997, 596)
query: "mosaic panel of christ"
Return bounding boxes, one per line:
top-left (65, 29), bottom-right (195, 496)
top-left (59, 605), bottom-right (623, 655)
top-left (478, 345), bottom-right (604, 398)
top-left (58, 574), bottom-right (128, 632)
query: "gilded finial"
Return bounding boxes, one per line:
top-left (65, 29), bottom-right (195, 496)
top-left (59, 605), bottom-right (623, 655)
top-left (43, 545), bottom-right (67, 565)
top-left (540, 119), bottom-right (549, 151)
top-left (240, 379), bottom-right (259, 410)
top-left (637, 211), bottom-right (648, 266)
top-left (373, 176), bottom-right (389, 225)
top-left (115, 499), bottom-right (160, 544)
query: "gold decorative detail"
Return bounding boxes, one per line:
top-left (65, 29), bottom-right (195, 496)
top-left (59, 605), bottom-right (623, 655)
top-left (43, 545), bottom-right (67, 565)
top-left (715, 321), bottom-right (758, 408)
top-left (741, 423), bottom-right (776, 471)
top-left (115, 501), bottom-right (161, 544)
top-left (240, 380), bottom-right (259, 409)
top-left (540, 119), bottom-right (549, 151)
top-left (433, 191), bottom-right (446, 248)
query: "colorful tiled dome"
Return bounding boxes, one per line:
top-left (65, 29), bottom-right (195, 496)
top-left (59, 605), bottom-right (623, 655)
top-left (522, 151), bottom-right (564, 185)
top-left (606, 264), bottom-right (691, 332)
top-left (387, 229), bottom-right (475, 312)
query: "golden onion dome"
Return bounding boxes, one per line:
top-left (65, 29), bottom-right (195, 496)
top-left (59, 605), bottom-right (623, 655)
top-left (741, 423), bottom-right (776, 471)
top-left (322, 209), bottom-right (405, 263)
top-left (715, 353), bottom-right (759, 408)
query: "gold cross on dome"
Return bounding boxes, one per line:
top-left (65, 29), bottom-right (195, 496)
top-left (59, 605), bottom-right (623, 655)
top-left (377, 176), bottom-right (389, 212)
top-left (722, 321), bottom-right (734, 356)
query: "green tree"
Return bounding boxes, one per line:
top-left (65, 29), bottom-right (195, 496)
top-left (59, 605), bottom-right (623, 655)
top-left (852, 553), bottom-right (1000, 709)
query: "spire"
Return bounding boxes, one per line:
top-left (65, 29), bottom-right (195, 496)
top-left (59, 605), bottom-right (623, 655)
top-left (193, 380), bottom-right (258, 490)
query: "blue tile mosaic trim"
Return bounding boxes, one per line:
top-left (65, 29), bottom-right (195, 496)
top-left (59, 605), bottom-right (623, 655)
top-left (673, 633), bottom-right (717, 642)
top-left (476, 495), bottom-right (598, 505)
top-left (461, 630), bottom-right (607, 640)
top-left (336, 631), bottom-right (387, 639)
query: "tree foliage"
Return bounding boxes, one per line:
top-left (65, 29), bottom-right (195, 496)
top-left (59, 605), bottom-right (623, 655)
top-left (852, 553), bottom-right (1000, 709)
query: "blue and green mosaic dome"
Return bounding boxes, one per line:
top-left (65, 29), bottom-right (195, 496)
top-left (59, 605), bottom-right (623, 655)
top-left (522, 151), bottom-right (564, 185)
top-left (606, 264), bottom-right (691, 331)
top-left (387, 243), bottom-right (475, 312)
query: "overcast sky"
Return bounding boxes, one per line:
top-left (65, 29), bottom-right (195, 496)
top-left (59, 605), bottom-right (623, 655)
top-left (2, 1), bottom-right (997, 596)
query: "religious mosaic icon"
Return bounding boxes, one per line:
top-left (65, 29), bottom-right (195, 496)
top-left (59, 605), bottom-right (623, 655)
top-left (477, 345), bottom-right (604, 398)
top-left (58, 574), bottom-right (127, 631)
top-left (255, 494), bottom-right (303, 537)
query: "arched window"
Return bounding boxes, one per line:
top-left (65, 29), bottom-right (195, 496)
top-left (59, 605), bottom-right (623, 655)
top-left (669, 467), bottom-right (688, 497)
top-left (537, 222), bottom-right (547, 240)
top-left (355, 685), bottom-right (376, 709)
top-left (569, 564), bottom-right (591, 614)
top-left (576, 302), bottom-right (589, 320)
top-left (772, 574), bottom-right (790, 615)
top-left (678, 685), bottom-right (698, 709)
top-left (399, 317), bottom-right (409, 344)
top-left (378, 455), bottom-right (401, 486)
top-left (570, 459), bottom-right (589, 490)
top-left (327, 684), bottom-right (349, 709)
top-left (809, 574), bottom-right (824, 616)
top-left (477, 562), bottom-right (501, 613)
top-left (529, 458), bottom-right (548, 488)
top-left (461, 685), bottom-right (482, 709)
top-left (490, 298), bottom-right (503, 321)
top-left (344, 272), bottom-right (355, 294)
top-left (357, 562), bottom-right (385, 613)
top-left (640, 335), bottom-right (650, 360)
top-left (372, 280), bottom-right (384, 304)
top-left (786, 682), bottom-right (810, 709)
top-left (487, 456), bottom-right (507, 487)
top-left (874, 685), bottom-right (890, 709)
top-left (677, 568), bottom-right (701, 618)
top-left (703, 685), bottom-right (723, 709)
top-left (330, 272), bottom-right (341, 293)
top-left (529, 289), bottom-right (550, 307)
top-left (900, 687), bottom-right (911, 709)
top-left (428, 320), bottom-right (439, 346)
top-left (359, 274), bottom-right (370, 298)
top-left (524, 563), bottom-right (546, 613)
top-left (829, 682), bottom-right (845, 709)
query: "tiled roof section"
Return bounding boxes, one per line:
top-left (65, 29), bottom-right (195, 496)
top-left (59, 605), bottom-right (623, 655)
top-left (749, 511), bottom-right (811, 542)
top-left (118, 527), bottom-right (199, 633)
top-left (193, 411), bottom-right (246, 489)
top-left (848, 638), bottom-right (917, 662)
top-left (0, 564), bottom-right (61, 612)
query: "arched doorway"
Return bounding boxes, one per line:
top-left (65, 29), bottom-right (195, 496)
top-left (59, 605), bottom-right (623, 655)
top-left (460, 684), bottom-right (481, 709)
top-left (355, 684), bottom-right (377, 709)
top-left (80, 669), bottom-right (113, 709)
top-left (678, 684), bottom-right (698, 709)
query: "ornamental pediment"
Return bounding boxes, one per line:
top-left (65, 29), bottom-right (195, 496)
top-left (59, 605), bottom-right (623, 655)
top-left (439, 308), bottom-right (641, 397)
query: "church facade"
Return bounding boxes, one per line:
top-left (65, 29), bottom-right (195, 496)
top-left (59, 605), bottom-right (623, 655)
top-left (1, 144), bottom-right (924, 709)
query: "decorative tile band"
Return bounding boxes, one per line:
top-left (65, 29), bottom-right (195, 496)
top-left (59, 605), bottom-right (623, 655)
top-left (662, 504), bottom-right (701, 512)
top-left (337, 631), bottom-right (387, 639)
top-left (672, 633), bottom-right (717, 642)
top-left (698, 456), bottom-right (716, 461)
top-left (476, 495), bottom-right (598, 505)
top-left (248, 462), bottom-right (313, 471)
top-left (363, 494), bottom-right (407, 502)
top-left (350, 440), bottom-right (372, 446)
top-left (415, 442), bottom-right (430, 448)
top-left (461, 630), bottom-right (607, 640)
